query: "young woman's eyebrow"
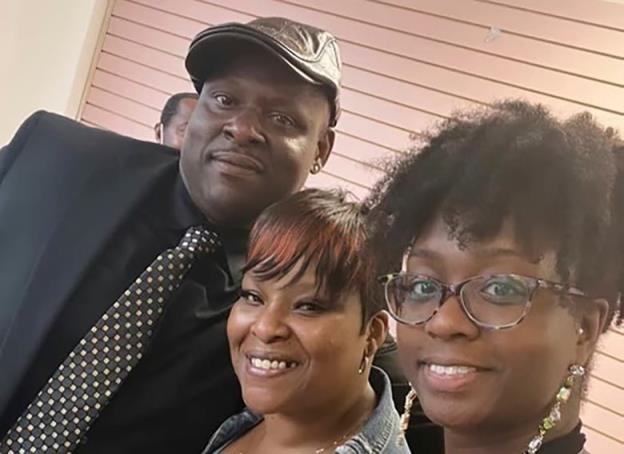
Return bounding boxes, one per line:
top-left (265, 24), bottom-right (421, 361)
top-left (409, 247), bottom-right (523, 260)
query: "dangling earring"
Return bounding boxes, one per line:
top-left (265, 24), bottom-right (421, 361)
top-left (398, 388), bottom-right (417, 445)
top-left (525, 364), bottom-right (586, 454)
top-left (357, 356), bottom-right (369, 375)
top-left (310, 158), bottom-right (322, 174)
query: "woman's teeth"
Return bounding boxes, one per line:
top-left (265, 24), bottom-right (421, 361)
top-left (250, 357), bottom-right (297, 370)
top-left (428, 364), bottom-right (476, 376)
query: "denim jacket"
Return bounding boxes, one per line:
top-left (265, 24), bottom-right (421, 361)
top-left (202, 367), bottom-right (410, 453)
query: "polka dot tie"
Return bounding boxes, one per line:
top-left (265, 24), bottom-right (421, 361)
top-left (0, 226), bottom-right (221, 454)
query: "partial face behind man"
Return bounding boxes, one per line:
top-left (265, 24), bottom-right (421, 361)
top-left (155, 95), bottom-right (198, 149)
top-left (180, 48), bottom-right (334, 228)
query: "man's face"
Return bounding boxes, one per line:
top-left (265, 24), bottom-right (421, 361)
top-left (156, 97), bottom-right (198, 149)
top-left (179, 51), bottom-right (334, 227)
top-left (164, 97), bottom-right (198, 149)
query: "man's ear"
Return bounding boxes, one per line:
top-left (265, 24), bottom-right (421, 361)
top-left (575, 298), bottom-right (609, 365)
top-left (317, 128), bottom-right (335, 168)
top-left (365, 311), bottom-right (389, 358)
top-left (154, 123), bottom-right (163, 142)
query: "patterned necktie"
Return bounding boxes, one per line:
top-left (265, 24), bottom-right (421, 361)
top-left (0, 226), bottom-right (221, 454)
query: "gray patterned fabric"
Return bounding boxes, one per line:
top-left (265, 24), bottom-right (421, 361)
top-left (0, 226), bottom-right (220, 454)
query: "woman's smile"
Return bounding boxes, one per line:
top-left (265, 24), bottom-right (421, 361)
top-left (243, 351), bottom-right (301, 378)
top-left (419, 362), bottom-right (489, 393)
top-left (413, 353), bottom-right (496, 393)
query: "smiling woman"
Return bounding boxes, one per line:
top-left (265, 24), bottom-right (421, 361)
top-left (201, 189), bottom-right (409, 454)
top-left (367, 100), bottom-right (623, 454)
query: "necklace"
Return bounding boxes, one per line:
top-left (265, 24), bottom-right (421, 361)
top-left (236, 409), bottom-right (370, 454)
top-left (236, 427), bottom-right (357, 454)
top-left (312, 429), bottom-right (354, 454)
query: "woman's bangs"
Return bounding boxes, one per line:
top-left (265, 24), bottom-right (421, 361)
top-left (243, 212), bottom-right (362, 300)
top-left (244, 218), bottom-right (323, 288)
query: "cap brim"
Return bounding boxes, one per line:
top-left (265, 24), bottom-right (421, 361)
top-left (185, 28), bottom-right (319, 93)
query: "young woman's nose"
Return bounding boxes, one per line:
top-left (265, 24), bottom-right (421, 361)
top-left (425, 294), bottom-right (480, 340)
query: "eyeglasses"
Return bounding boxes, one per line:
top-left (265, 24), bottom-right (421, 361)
top-left (379, 273), bottom-right (586, 330)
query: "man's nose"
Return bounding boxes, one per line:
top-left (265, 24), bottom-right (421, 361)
top-left (250, 305), bottom-right (290, 343)
top-left (223, 109), bottom-right (265, 145)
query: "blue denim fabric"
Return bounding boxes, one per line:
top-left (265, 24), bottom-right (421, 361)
top-left (202, 367), bottom-right (410, 453)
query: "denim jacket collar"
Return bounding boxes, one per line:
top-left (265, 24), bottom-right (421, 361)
top-left (336, 366), bottom-right (409, 453)
top-left (202, 367), bottom-right (409, 454)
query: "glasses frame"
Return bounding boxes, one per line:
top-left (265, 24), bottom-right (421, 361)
top-left (378, 273), bottom-right (587, 330)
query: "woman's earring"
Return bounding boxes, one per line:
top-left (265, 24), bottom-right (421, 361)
top-left (310, 158), bottom-right (322, 174)
top-left (525, 364), bottom-right (586, 454)
top-left (357, 356), bottom-right (369, 375)
top-left (398, 388), bottom-right (417, 445)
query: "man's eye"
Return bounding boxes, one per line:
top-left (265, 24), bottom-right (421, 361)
top-left (270, 113), bottom-right (295, 128)
top-left (214, 94), bottom-right (233, 107)
top-left (239, 289), bottom-right (262, 305)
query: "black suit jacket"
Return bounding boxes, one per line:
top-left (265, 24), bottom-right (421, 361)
top-left (0, 111), bottom-right (186, 425)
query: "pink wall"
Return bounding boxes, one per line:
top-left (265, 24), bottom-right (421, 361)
top-left (80, 1), bottom-right (623, 450)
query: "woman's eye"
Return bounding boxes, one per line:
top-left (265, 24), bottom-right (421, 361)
top-left (407, 280), bottom-right (439, 301)
top-left (270, 113), bottom-right (295, 128)
top-left (294, 301), bottom-right (324, 314)
top-left (239, 289), bottom-right (263, 306)
top-left (480, 278), bottom-right (526, 303)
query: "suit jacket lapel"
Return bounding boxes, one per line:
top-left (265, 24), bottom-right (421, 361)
top-left (0, 128), bottom-right (178, 419)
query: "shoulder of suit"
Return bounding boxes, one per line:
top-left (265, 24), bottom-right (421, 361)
top-left (27, 110), bottom-right (178, 163)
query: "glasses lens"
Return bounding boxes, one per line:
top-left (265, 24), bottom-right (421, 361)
top-left (462, 275), bottom-right (531, 326)
top-left (385, 275), bottom-right (441, 324)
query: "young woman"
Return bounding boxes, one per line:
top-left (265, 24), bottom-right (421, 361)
top-left (367, 101), bottom-right (623, 454)
top-left (202, 189), bottom-right (410, 453)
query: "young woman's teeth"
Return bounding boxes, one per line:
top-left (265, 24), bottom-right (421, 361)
top-left (250, 357), bottom-right (296, 370)
top-left (428, 364), bottom-right (476, 376)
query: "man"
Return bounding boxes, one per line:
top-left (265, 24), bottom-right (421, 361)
top-left (0, 17), bottom-right (338, 454)
top-left (154, 92), bottom-right (198, 149)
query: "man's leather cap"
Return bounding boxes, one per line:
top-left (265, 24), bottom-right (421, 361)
top-left (185, 17), bottom-right (342, 126)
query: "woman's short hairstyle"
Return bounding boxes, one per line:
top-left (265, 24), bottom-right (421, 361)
top-left (244, 188), bottom-right (382, 328)
top-left (366, 100), bottom-right (623, 327)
